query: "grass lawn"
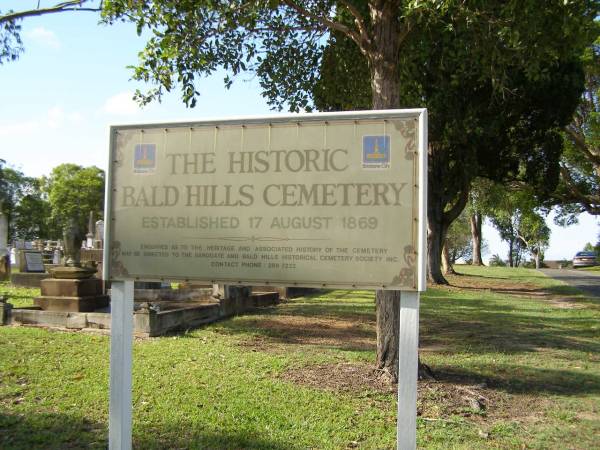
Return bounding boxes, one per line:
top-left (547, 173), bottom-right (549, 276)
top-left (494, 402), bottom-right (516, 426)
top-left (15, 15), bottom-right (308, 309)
top-left (1, 266), bottom-right (599, 449)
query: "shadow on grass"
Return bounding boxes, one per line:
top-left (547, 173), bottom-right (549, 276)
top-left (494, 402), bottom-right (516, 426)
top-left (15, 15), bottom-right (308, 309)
top-left (0, 412), bottom-right (302, 450)
top-left (207, 290), bottom-right (377, 353)
top-left (421, 294), bottom-right (600, 356)
top-left (433, 364), bottom-right (600, 395)
top-left (0, 411), bottom-right (106, 450)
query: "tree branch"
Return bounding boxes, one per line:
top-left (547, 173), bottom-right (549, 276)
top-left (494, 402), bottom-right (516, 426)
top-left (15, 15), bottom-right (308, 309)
top-left (559, 165), bottom-right (600, 215)
top-left (281, 0), bottom-right (363, 49)
top-left (338, 0), bottom-right (372, 50)
top-left (443, 186), bottom-right (470, 226)
top-left (0, 1), bottom-right (101, 24)
top-left (565, 127), bottom-right (600, 165)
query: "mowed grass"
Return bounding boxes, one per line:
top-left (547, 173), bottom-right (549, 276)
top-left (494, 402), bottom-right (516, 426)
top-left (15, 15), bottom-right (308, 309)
top-left (0, 266), bottom-right (599, 449)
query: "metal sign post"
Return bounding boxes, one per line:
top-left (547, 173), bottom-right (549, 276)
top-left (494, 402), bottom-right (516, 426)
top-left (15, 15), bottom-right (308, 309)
top-left (397, 291), bottom-right (420, 449)
top-left (108, 280), bottom-right (134, 450)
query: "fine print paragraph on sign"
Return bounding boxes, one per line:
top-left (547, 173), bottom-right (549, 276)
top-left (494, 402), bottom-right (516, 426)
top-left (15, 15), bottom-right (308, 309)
top-left (106, 111), bottom-right (424, 290)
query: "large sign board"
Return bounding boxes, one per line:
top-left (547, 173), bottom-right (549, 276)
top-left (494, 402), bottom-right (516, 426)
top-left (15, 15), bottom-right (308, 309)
top-left (105, 110), bottom-right (427, 290)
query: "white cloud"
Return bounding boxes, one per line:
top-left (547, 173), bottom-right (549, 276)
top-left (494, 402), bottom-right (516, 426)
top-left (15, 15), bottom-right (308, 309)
top-left (102, 91), bottom-right (142, 116)
top-left (0, 105), bottom-right (83, 136)
top-left (0, 120), bottom-right (39, 136)
top-left (68, 112), bottom-right (84, 124)
top-left (46, 106), bottom-right (64, 128)
top-left (26, 27), bottom-right (61, 50)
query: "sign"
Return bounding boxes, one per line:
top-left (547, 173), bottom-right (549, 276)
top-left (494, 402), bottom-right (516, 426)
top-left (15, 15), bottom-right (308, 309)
top-left (105, 110), bottom-right (427, 291)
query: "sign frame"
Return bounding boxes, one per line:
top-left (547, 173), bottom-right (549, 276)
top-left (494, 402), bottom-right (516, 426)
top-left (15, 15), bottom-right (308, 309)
top-left (103, 109), bottom-right (428, 292)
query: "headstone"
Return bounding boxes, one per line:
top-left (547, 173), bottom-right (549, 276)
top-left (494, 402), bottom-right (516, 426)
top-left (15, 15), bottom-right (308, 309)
top-left (95, 220), bottom-right (104, 249)
top-left (53, 249), bottom-right (61, 265)
top-left (10, 248), bottom-right (17, 266)
top-left (19, 250), bottom-right (45, 273)
top-left (85, 212), bottom-right (95, 249)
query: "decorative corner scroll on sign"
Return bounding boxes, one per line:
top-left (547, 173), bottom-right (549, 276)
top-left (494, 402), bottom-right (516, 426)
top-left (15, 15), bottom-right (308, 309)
top-left (395, 120), bottom-right (417, 160)
top-left (391, 245), bottom-right (416, 288)
top-left (110, 240), bottom-right (129, 278)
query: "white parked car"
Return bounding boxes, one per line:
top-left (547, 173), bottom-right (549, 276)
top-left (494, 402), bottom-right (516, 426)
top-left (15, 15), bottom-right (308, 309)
top-left (572, 251), bottom-right (597, 268)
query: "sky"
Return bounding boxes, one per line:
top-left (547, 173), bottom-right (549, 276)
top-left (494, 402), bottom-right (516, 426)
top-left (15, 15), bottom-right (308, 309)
top-left (1, 2), bottom-right (598, 262)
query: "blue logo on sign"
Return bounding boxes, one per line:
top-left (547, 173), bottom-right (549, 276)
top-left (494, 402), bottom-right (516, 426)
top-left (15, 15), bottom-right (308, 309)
top-left (134, 144), bottom-right (156, 173)
top-left (362, 135), bottom-right (390, 168)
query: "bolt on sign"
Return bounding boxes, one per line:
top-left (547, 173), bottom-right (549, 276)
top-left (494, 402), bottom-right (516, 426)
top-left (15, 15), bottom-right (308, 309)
top-left (105, 110), bottom-right (427, 291)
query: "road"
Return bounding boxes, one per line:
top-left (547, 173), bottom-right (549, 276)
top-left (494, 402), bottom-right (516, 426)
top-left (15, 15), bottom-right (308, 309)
top-left (541, 268), bottom-right (600, 298)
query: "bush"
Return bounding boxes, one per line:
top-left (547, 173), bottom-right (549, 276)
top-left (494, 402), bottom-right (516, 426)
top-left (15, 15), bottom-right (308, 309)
top-left (489, 254), bottom-right (507, 267)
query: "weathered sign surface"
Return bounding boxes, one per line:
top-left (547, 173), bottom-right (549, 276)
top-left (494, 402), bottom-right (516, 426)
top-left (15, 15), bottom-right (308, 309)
top-left (105, 110), bottom-right (427, 290)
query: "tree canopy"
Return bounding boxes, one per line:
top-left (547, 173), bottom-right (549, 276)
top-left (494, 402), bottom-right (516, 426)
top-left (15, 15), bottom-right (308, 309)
top-left (312, 3), bottom-right (590, 282)
top-left (488, 186), bottom-right (550, 268)
top-left (0, 161), bottom-right (51, 241)
top-left (553, 36), bottom-right (600, 218)
top-left (44, 164), bottom-right (105, 238)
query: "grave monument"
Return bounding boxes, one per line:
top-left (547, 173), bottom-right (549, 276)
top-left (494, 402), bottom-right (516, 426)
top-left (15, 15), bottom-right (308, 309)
top-left (34, 217), bottom-right (109, 312)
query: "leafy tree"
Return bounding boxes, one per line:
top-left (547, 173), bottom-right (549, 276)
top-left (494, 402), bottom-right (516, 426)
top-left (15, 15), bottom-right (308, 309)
top-left (553, 36), bottom-right (600, 218)
top-left (583, 238), bottom-right (600, 257)
top-left (102, 0), bottom-right (598, 383)
top-left (0, 1), bottom-right (101, 65)
top-left (0, 162), bottom-right (51, 241)
top-left (43, 164), bottom-right (105, 239)
top-left (9, 177), bottom-right (51, 241)
top-left (466, 179), bottom-right (499, 266)
top-left (313, 7), bottom-right (587, 282)
top-left (489, 187), bottom-right (550, 268)
top-left (442, 210), bottom-right (472, 274)
top-left (488, 254), bottom-right (507, 267)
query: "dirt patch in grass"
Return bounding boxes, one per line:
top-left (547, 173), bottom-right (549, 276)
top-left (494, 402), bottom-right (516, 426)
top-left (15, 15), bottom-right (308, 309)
top-left (282, 362), bottom-right (395, 394)
top-left (237, 315), bottom-right (376, 351)
top-left (281, 361), bottom-right (548, 423)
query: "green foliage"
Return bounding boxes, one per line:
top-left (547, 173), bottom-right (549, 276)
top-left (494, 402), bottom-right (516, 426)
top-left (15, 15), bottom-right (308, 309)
top-left (583, 240), bottom-right (600, 257)
top-left (0, 162), bottom-right (51, 241)
top-left (102, 0), bottom-right (331, 111)
top-left (553, 34), bottom-right (600, 220)
top-left (309, 2), bottom-right (593, 280)
top-left (43, 164), bottom-right (105, 237)
top-left (488, 185), bottom-right (550, 267)
top-left (445, 210), bottom-right (472, 264)
top-left (0, 9), bottom-right (22, 64)
top-left (488, 254), bottom-right (507, 267)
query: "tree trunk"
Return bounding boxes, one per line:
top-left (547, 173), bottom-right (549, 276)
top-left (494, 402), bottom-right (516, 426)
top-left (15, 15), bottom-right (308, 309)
top-left (533, 249), bottom-right (541, 269)
top-left (368, 2), bottom-right (401, 109)
top-left (427, 144), bottom-right (450, 285)
top-left (375, 290), bottom-right (400, 383)
top-left (367, 2), bottom-right (412, 383)
top-left (441, 243), bottom-right (456, 275)
top-left (470, 212), bottom-right (484, 266)
top-left (508, 240), bottom-right (514, 267)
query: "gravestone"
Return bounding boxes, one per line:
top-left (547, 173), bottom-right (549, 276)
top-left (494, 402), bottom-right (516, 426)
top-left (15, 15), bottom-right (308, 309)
top-left (53, 248), bottom-right (62, 265)
top-left (19, 250), bottom-right (45, 273)
top-left (95, 219), bottom-right (104, 249)
top-left (86, 212), bottom-right (95, 249)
